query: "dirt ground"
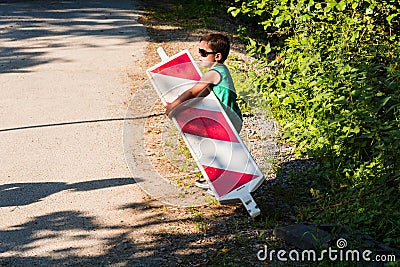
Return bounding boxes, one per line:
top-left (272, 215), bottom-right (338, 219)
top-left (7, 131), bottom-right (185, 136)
top-left (121, 9), bottom-right (297, 266)
top-left (123, 2), bottom-right (400, 266)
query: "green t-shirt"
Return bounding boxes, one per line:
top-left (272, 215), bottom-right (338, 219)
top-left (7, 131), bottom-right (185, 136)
top-left (210, 65), bottom-right (243, 132)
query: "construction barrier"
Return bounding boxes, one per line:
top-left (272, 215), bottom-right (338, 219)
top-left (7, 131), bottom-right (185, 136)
top-left (146, 49), bottom-right (264, 217)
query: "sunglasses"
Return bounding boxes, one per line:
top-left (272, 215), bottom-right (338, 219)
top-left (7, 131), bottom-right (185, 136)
top-left (199, 48), bottom-right (218, 57)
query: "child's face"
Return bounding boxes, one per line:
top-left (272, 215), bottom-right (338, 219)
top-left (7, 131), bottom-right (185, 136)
top-left (198, 41), bottom-right (219, 66)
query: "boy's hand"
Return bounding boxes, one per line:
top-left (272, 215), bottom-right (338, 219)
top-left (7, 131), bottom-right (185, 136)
top-left (166, 99), bottom-right (183, 118)
top-left (165, 103), bottom-right (174, 118)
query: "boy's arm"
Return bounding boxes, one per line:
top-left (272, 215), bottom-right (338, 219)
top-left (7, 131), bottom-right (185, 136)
top-left (165, 70), bottom-right (220, 116)
top-left (165, 81), bottom-right (211, 116)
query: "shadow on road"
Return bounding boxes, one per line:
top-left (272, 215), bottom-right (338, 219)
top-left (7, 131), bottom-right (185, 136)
top-left (0, 0), bottom-right (145, 73)
top-left (0, 160), bottom-right (319, 266)
top-left (0, 199), bottom-right (250, 266)
top-left (0, 113), bottom-right (163, 133)
top-left (0, 209), bottom-right (152, 266)
top-left (0, 178), bottom-right (136, 207)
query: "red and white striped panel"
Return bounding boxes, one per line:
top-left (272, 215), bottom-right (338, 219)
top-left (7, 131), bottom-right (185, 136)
top-left (146, 50), bottom-right (264, 216)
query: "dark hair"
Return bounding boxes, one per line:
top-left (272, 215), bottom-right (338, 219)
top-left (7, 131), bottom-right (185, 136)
top-left (200, 33), bottom-right (230, 63)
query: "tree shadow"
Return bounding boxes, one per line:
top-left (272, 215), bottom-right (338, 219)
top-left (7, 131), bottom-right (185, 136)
top-left (139, 0), bottom-right (244, 50)
top-left (0, 47), bottom-right (54, 74)
top-left (0, 199), bottom-right (262, 266)
top-left (0, 161), bottom-right (317, 266)
top-left (254, 158), bottom-right (318, 224)
top-left (0, 210), bottom-right (146, 266)
top-left (0, 0), bottom-right (146, 73)
top-left (0, 178), bottom-right (136, 207)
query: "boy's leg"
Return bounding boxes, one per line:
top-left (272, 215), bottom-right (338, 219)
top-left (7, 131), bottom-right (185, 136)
top-left (225, 107), bottom-right (243, 133)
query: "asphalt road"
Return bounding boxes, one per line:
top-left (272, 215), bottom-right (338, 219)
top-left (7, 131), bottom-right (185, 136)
top-left (0, 0), bottom-right (160, 265)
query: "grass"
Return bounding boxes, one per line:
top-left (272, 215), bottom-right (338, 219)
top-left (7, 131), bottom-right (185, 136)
top-left (188, 207), bottom-right (208, 232)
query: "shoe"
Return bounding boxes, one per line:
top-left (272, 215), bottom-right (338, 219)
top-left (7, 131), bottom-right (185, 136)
top-left (195, 180), bottom-right (209, 190)
top-left (207, 188), bottom-right (215, 196)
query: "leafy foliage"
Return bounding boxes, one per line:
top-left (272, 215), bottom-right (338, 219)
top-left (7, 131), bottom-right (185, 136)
top-left (230, 0), bottom-right (400, 246)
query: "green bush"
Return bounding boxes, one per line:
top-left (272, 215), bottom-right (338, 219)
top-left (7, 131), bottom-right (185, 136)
top-left (230, 0), bottom-right (400, 246)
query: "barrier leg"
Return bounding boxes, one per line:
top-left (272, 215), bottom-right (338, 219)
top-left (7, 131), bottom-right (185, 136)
top-left (157, 47), bottom-right (169, 61)
top-left (240, 194), bottom-right (260, 217)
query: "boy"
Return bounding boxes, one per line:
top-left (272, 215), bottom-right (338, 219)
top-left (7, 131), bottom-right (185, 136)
top-left (165, 32), bottom-right (242, 133)
top-left (165, 33), bottom-right (243, 190)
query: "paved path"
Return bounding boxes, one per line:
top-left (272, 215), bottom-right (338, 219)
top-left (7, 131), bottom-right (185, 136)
top-left (0, 1), bottom-right (157, 265)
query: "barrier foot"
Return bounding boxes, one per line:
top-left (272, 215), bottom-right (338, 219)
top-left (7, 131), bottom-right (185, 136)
top-left (157, 47), bottom-right (169, 61)
top-left (240, 194), bottom-right (260, 217)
